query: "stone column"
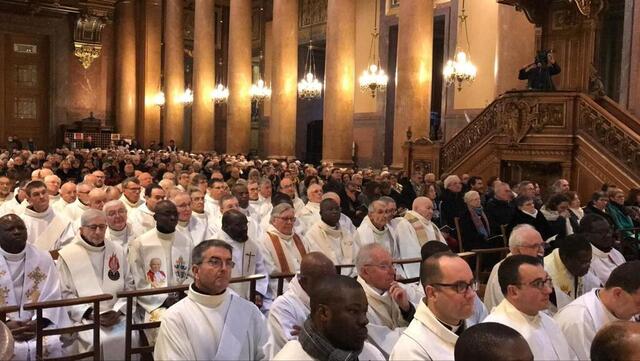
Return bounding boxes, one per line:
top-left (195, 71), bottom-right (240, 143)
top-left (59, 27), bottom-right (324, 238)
top-left (115, 0), bottom-right (136, 138)
top-left (268, 0), bottom-right (298, 158)
top-left (163, 0), bottom-right (185, 148)
top-left (136, 0), bottom-right (162, 146)
top-left (323, 0), bottom-right (355, 166)
top-left (227, 0), bottom-right (252, 154)
top-left (392, 0), bottom-right (434, 168)
top-left (192, 0), bottom-right (215, 152)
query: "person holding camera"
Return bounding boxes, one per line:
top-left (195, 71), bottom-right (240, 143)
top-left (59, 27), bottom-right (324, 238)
top-left (519, 51), bottom-right (561, 91)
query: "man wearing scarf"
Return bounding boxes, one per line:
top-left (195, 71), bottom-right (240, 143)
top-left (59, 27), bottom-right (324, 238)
top-left (544, 234), bottom-right (600, 300)
top-left (274, 275), bottom-right (385, 361)
top-left (306, 199), bottom-right (355, 275)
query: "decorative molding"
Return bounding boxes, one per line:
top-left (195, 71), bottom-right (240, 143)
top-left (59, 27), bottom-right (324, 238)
top-left (73, 13), bottom-right (108, 69)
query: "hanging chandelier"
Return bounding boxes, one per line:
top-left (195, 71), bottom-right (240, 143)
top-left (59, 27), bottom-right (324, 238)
top-left (359, 0), bottom-right (388, 98)
top-left (212, 57), bottom-right (229, 104)
top-left (251, 78), bottom-right (271, 103)
top-left (298, 25), bottom-right (322, 100)
top-left (443, 0), bottom-right (477, 91)
top-left (152, 91), bottom-right (165, 107)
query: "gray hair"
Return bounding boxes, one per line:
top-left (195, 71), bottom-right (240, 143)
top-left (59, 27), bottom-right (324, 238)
top-left (169, 191), bottom-right (190, 202)
top-left (103, 200), bottom-right (126, 213)
top-left (443, 175), bottom-right (461, 189)
top-left (368, 199), bottom-right (384, 213)
top-left (192, 239), bottom-right (233, 265)
top-left (508, 224), bottom-right (537, 249)
top-left (355, 243), bottom-right (389, 273)
top-left (259, 177), bottom-right (272, 187)
top-left (463, 190), bottom-right (480, 204)
top-left (270, 203), bottom-right (294, 223)
top-left (81, 209), bottom-right (106, 227)
top-left (379, 196), bottom-right (396, 205)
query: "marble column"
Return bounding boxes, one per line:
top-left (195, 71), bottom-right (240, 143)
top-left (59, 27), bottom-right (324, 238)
top-left (268, 0), bottom-right (298, 159)
top-left (323, 0), bottom-right (355, 166)
top-left (192, 0), bottom-right (215, 152)
top-left (163, 0), bottom-right (185, 148)
top-left (227, 0), bottom-right (252, 154)
top-left (115, 0), bottom-right (136, 138)
top-left (136, 0), bottom-right (162, 146)
top-left (392, 0), bottom-right (434, 168)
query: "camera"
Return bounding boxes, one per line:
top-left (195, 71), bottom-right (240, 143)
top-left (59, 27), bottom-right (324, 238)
top-left (535, 50), bottom-right (551, 66)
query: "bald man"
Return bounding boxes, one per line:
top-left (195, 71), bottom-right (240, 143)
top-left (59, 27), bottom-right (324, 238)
top-left (63, 182), bottom-right (93, 222)
top-left (591, 321), bottom-right (640, 361)
top-left (44, 175), bottom-right (61, 203)
top-left (267, 252), bottom-right (336, 357)
top-left (52, 182), bottom-right (76, 213)
top-left (296, 184), bottom-right (323, 234)
top-left (397, 197), bottom-right (446, 247)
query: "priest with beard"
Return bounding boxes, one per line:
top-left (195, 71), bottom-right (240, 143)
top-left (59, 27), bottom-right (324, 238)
top-left (154, 239), bottom-right (269, 360)
top-left (103, 200), bottom-right (135, 250)
top-left (305, 199), bottom-right (355, 275)
top-left (0, 214), bottom-right (70, 359)
top-left (20, 180), bottom-right (75, 251)
top-left (274, 275), bottom-right (385, 360)
top-left (127, 201), bottom-right (192, 333)
top-left (57, 209), bottom-right (135, 360)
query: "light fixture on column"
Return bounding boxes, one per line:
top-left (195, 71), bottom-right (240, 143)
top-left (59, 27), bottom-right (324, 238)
top-left (251, 78), bottom-right (271, 103)
top-left (298, 25), bottom-right (322, 100)
top-left (181, 87), bottom-right (194, 105)
top-left (359, 0), bottom-right (388, 98)
top-left (152, 91), bottom-right (166, 107)
top-left (443, 0), bottom-right (477, 91)
top-left (212, 57), bottom-right (229, 104)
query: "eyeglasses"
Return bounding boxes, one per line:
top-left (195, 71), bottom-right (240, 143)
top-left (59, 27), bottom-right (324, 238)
top-left (430, 280), bottom-right (478, 294)
top-left (84, 224), bottom-right (108, 231)
top-left (200, 257), bottom-right (235, 268)
top-left (518, 277), bottom-right (553, 290)
top-left (365, 263), bottom-right (394, 271)
top-left (276, 216), bottom-right (296, 223)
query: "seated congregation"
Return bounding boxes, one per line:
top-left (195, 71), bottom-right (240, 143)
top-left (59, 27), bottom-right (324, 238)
top-left (1, 148), bottom-right (640, 360)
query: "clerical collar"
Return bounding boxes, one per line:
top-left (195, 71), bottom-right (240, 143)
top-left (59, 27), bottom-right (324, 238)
top-left (188, 283), bottom-right (228, 308)
top-left (178, 220), bottom-right (189, 228)
top-left (435, 316), bottom-right (464, 335)
top-left (156, 230), bottom-right (175, 241)
top-left (0, 245), bottom-right (26, 261)
top-left (80, 235), bottom-right (105, 250)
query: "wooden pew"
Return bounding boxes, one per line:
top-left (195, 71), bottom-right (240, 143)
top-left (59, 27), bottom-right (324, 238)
top-left (116, 274), bottom-right (266, 360)
top-left (269, 272), bottom-right (296, 297)
top-left (22, 293), bottom-right (113, 361)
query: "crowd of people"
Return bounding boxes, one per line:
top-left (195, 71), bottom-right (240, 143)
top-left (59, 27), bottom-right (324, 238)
top-left (0, 144), bottom-right (640, 360)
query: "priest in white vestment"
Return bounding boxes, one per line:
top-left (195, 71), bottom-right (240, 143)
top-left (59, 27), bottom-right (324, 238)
top-left (20, 180), bottom-right (75, 251)
top-left (0, 184), bottom-right (27, 217)
top-left (256, 178), bottom-right (273, 221)
top-left (483, 254), bottom-right (576, 360)
top-left (171, 192), bottom-right (215, 249)
top-left (52, 182), bottom-right (76, 214)
top-left (57, 210), bottom-right (136, 360)
top-left (396, 197), bottom-right (446, 247)
top-left (485, 225), bottom-right (572, 314)
top-left (0, 214), bottom-right (71, 360)
top-left (544, 234), bottom-right (601, 300)
top-left (215, 210), bottom-right (269, 302)
top-left (579, 213), bottom-right (626, 285)
top-left (279, 178), bottom-right (305, 213)
top-left (305, 199), bottom-right (356, 275)
top-left (44, 175), bottom-right (61, 205)
top-left (232, 183), bottom-right (262, 223)
top-left (267, 252), bottom-right (336, 357)
top-left (554, 262), bottom-right (640, 360)
top-left (127, 201), bottom-right (192, 329)
top-left (274, 275), bottom-right (385, 361)
top-left (129, 184), bottom-right (166, 239)
top-left (154, 239), bottom-right (269, 360)
top-left (103, 200), bottom-right (135, 250)
top-left (189, 188), bottom-right (218, 239)
top-left (390, 253), bottom-right (479, 361)
top-left (204, 178), bottom-right (228, 225)
top-left (119, 177), bottom-right (144, 212)
top-left (355, 244), bottom-right (414, 357)
top-left (0, 175), bottom-right (14, 207)
top-left (63, 182), bottom-right (93, 222)
top-left (322, 192), bottom-right (357, 236)
top-left (296, 184), bottom-right (323, 234)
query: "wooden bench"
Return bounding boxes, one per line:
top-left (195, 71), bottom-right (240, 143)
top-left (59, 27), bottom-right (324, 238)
top-left (269, 272), bottom-right (297, 297)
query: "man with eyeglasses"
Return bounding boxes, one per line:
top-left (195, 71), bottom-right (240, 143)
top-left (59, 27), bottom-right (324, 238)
top-left (119, 177), bottom-right (144, 212)
top-left (484, 224), bottom-right (572, 314)
top-left (155, 239), bottom-right (269, 360)
top-left (103, 200), bottom-right (135, 249)
top-left (63, 181), bottom-right (94, 222)
top-left (57, 209), bottom-right (135, 359)
top-left (579, 214), bottom-right (625, 285)
top-left (306, 199), bottom-right (355, 275)
top-left (484, 254), bottom-right (576, 360)
top-left (390, 253), bottom-right (477, 360)
top-left (555, 261), bottom-right (640, 360)
top-left (355, 243), bottom-right (414, 358)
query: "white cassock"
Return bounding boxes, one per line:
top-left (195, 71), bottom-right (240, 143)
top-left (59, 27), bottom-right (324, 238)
top-left (260, 225), bottom-right (309, 295)
top-left (20, 206), bottom-right (75, 251)
top-left (396, 210), bottom-right (447, 247)
top-left (119, 195), bottom-right (144, 213)
top-left (292, 196), bottom-right (305, 214)
top-left (357, 277), bottom-right (409, 358)
top-left (215, 230), bottom-right (269, 300)
top-left (339, 213), bottom-right (357, 235)
top-left (590, 245), bottom-right (625, 286)
top-left (154, 286), bottom-right (269, 361)
top-left (0, 244), bottom-right (71, 360)
top-left (0, 192), bottom-right (14, 207)
top-left (554, 288), bottom-right (624, 360)
top-left (256, 196), bottom-right (273, 222)
top-left (204, 194), bottom-right (221, 222)
top-left (389, 301), bottom-right (460, 361)
top-left (240, 205), bottom-right (262, 224)
top-left (129, 203), bottom-right (156, 239)
top-left (176, 215), bottom-right (216, 250)
top-left (266, 275), bottom-right (310, 358)
top-left (0, 197), bottom-right (27, 217)
top-left (484, 256), bottom-right (573, 315)
top-left (127, 229), bottom-right (192, 323)
top-left (51, 198), bottom-right (72, 214)
top-left (305, 220), bottom-right (355, 275)
top-left (249, 199), bottom-right (264, 218)
top-left (105, 223), bottom-right (135, 251)
top-left (62, 199), bottom-right (90, 222)
top-left (354, 216), bottom-right (420, 279)
top-left (212, 212), bottom-right (263, 243)
top-left (483, 299), bottom-right (576, 360)
top-left (57, 235), bottom-right (136, 360)
top-left (404, 283), bottom-right (487, 326)
top-left (275, 340), bottom-right (384, 361)
top-left (296, 202), bottom-right (320, 235)
top-left (545, 249), bottom-right (601, 300)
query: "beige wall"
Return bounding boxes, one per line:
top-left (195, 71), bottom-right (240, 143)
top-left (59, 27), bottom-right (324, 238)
top-left (263, 21), bottom-right (273, 117)
top-left (495, 5), bottom-right (536, 95)
top-left (354, 0), bottom-right (378, 113)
